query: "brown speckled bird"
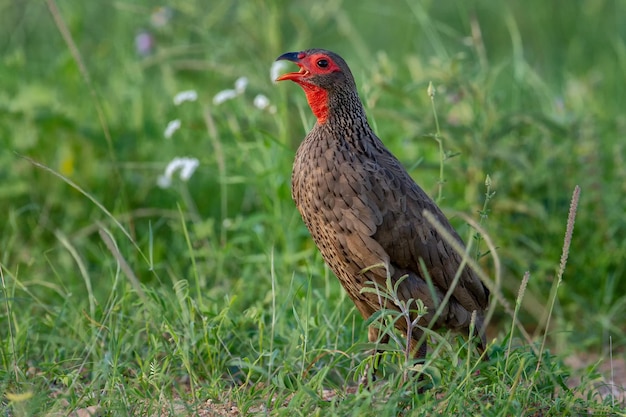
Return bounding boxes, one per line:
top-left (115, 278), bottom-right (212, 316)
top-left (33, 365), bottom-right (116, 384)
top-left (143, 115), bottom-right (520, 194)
top-left (276, 49), bottom-right (489, 371)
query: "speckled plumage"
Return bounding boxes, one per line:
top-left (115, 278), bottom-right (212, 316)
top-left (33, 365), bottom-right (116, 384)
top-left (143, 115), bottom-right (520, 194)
top-left (279, 49), bottom-right (489, 360)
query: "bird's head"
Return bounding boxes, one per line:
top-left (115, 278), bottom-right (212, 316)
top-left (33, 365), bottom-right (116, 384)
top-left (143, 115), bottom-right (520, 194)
top-left (275, 49), bottom-right (357, 124)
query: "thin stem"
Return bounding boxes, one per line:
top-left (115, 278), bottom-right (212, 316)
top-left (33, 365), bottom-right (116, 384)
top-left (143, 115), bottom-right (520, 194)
top-left (45, 0), bottom-right (123, 194)
top-left (474, 175), bottom-right (496, 259)
top-left (536, 185), bottom-right (580, 372)
top-left (203, 107), bottom-right (228, 245)
top-left (505, 271), bottom-right (530, 368)
top-left (428, 82), bottom-right (445, 203)
top-left (0, 265), bottom-right (18, 381)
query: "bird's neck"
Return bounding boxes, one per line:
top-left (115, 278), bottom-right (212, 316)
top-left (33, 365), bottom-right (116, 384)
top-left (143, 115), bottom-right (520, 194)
top-left (326, 90), bottom-right (371, 131)
top-left (297, 82), bottom-right (370, 130)
top-left (298, 82), bottom-right (330, 123)
top-left (310, 90), bottom-right (376, 155)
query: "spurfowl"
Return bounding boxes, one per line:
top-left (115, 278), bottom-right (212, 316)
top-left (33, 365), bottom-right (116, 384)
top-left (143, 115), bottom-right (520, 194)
top-left (275, 49), bottom-right (489, 373)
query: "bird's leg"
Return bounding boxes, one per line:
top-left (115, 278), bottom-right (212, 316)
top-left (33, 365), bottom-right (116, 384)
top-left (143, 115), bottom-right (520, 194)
top-left (359, 325), bottom-right (390, 388)
top-left (474, 317), bottom-right (490, 361)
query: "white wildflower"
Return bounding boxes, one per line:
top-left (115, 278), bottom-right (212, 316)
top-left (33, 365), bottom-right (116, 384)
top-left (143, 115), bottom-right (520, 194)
top-left (234, 76), bottom-right (248, 94)
top-left (173, 90), bottom-right (198, 105)
top-left (270, 61), bottom-right (288, 84)
top-left (157, 157), bottom-right (200, 188)
top-left (178, 158), bottom-right (199, 181)
top-left (253, 94), bottom-right (270, 110)
top-left (213, 76), bottom-right (252, 106)
top-left (213, 89), bottom-right (238, 105)
top-left (163, 119), bottom-right (181, 139)
top-left (157, 174), bottom-right (172, 188)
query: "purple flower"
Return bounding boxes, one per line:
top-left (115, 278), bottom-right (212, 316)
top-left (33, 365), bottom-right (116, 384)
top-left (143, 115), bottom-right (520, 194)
top-left (135, 31), bottom-right (154, 56)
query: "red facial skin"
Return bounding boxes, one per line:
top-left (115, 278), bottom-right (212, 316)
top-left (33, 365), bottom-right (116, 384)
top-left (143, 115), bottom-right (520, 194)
top-left (276, 51), bottom-right (342, 124)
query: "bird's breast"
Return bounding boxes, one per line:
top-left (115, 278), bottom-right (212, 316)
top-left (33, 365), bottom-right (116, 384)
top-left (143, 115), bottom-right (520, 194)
top-left (292, 132), bottom-right (361, 209)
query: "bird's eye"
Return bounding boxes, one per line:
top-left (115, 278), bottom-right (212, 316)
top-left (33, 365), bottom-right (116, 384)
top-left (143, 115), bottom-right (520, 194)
top-left (317, 59), bottom-right (329, 68)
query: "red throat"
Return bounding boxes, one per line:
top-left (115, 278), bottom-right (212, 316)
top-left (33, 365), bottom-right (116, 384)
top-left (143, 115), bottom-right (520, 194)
top-left (295, 82), bottom-right (329, 124)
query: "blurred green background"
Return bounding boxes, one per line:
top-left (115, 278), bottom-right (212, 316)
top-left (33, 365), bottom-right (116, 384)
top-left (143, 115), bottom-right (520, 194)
top-left (1, 0), bottom-right (625, 396)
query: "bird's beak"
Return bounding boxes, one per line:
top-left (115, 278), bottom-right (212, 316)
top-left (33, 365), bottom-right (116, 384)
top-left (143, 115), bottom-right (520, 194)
top-left (275, 51), bottom-right (309, 82)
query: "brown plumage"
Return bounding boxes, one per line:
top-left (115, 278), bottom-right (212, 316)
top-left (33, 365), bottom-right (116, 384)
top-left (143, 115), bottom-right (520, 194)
top-left (276, 49), bottom-right (489, 366)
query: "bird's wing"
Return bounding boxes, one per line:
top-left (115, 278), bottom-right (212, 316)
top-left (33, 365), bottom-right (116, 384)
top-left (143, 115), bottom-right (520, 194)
top-left (335, 140), bottom-right (489, 313)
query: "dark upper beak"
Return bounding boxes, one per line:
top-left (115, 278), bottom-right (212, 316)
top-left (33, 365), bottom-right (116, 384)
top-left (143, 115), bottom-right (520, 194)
top-left (275, 51), bottom-right (300, 62)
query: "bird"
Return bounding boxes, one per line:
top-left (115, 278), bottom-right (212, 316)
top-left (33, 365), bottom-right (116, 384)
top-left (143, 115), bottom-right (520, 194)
top-left (275, 48), bottom-right (490, 378)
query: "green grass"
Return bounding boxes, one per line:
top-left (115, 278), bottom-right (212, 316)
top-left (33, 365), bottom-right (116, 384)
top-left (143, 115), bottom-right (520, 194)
top-left (1, 0), bottom-right (625, 415)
